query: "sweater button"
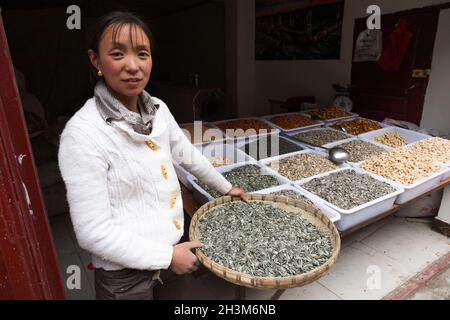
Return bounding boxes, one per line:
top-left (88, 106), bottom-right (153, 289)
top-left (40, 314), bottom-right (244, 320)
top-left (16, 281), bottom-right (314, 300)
top-left (170, 192), bottom-right (177, 209)
top-left (172, 219), bottom-right (181, 230)
top-left (161, 164), bottom-right (168, 180)
top-left (146, 140), bottom-right (157, 151)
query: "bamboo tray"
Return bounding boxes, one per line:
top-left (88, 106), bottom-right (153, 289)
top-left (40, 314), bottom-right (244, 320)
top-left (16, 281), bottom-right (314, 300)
top-left (189, 194), bottom-right (341, 289)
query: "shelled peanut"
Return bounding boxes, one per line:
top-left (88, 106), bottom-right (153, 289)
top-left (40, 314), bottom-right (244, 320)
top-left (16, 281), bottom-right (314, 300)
top-left (373, 132), bottom-right (407, 148)
top-left (362, 147), bottom-right (440, 186)
top-left (269, 114), bottom-right (317, 129)
top-left (408, 137), bottom-right (450, 165)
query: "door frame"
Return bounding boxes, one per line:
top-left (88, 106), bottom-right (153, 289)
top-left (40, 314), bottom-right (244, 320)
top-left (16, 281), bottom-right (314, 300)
top-left (0, 10), bottom-right (65, 300)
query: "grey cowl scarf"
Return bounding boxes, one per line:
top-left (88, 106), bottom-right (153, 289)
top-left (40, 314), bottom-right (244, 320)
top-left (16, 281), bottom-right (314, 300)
top-left (94, 80), bottom-right (159, 135)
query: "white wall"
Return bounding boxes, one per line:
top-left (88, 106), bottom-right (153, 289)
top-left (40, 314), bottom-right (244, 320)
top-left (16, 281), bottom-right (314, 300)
top-left (251, 0), bottom-right (450, 116)
top-left (420, 8), bottom-right (450, 134)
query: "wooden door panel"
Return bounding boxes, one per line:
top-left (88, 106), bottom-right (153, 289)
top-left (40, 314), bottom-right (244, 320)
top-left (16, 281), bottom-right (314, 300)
top-left (351, 6), bottom-right (442, 125)
top-left (0, 12), bottom-right (65, 300)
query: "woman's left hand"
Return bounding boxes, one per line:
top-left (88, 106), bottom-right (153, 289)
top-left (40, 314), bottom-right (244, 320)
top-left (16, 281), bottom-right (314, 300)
top-left (226, 187), bottom-right (250, 203)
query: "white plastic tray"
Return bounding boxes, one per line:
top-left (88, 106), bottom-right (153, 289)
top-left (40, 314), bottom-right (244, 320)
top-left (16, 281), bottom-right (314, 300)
top-left (358, 127), bottom-right (431, 149)
top-left (323, 138), bottom-right (392, 167)
top-left (174, 141), bottom-right (253, 190)
top-left (301, 110), bottom-right (359, 124)
top-left (252, 184), bottom-right (341, 223)
top-left (325, 117), bottom-right (390, 135)
top-left (213, 117), bottom-right (280, 140)
top-left (261, 112), bottom-right (325, 133)
top-left (196, 141), bottom-right (253, 167)
top-left (174, 163), bottom-right (194, 190)
top-left (187, 160), bottom-right (291, 205)
top-left (370, 165), bottom-right (450, 205)
top-left (179, 121), bottom-right (228, 146)
top-left (236, 134), bottom-right (308, 161)
top-left (259, 149), bottom-right (348, 184)
top-left (295, 167), bottom-right (404, 232)
top-left (285, 127), bottom-right (354, 151)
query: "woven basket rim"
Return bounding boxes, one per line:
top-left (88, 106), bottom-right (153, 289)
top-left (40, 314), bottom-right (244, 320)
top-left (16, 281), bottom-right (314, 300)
top-left (189, 194), bottom-right (341, 289)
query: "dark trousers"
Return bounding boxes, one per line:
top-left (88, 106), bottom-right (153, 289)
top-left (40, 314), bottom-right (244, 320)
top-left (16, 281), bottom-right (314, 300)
top-left (94, 267), bottom-right (189, 300)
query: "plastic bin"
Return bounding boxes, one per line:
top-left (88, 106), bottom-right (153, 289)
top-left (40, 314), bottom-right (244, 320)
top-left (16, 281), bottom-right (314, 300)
top-left (295, 167), bottom-right (404, 232)
top-left (301, 110), bottom-right (359, 124)
top-left (383, 166), bottom-right (450, 205)
top-left (259, 149), bottom-right (348, 184)
top-left (252, 184), bottom-right (341, 223)
top-left (174, 141), bottom-right (253, 190)
top-left (179, 121), bottom-right (227, 146)
top-left (285, 127), bottom-right (354, 151)
top-left (323, 138), bottom-right (392, 167)
top-left (261, 112), bottom-right (325, 133)
top-left (326, 118), bottom-right (390, 135)
top-left (236, 134), bottom-right (309, 161)
top-left (187, 161), bottom-right (291, 205)
top-left (213, 117), bottom-right (280, 140)
top-left (359, 127), bottom-right (431, 149)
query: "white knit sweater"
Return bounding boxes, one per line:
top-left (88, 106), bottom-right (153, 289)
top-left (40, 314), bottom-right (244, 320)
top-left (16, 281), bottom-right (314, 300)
top-left (58, 97), bottom-right (232, 271)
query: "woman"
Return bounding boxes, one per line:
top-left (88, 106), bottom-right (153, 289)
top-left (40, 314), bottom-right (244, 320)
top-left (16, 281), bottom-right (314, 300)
top-left (58, 11), bottom-right (248, 300)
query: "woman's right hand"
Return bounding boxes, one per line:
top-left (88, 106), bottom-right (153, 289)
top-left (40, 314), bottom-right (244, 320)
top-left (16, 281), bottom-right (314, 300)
top-left (170, 241), bottom-right (203, 275)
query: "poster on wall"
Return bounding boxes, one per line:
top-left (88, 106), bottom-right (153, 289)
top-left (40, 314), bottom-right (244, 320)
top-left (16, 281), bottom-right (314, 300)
top-left (255, 0), bottom-right (345, 60)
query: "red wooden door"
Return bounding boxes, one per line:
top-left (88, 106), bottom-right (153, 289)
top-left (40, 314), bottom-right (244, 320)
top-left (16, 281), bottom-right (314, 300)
top-left (351, 5), bottom-right (446, 125)
top-left (0, 12), bottom-right (65, 299)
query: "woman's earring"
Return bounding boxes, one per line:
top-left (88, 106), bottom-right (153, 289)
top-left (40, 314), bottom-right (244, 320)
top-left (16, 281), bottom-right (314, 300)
top-left (97, 70), bottom-right (103, 77)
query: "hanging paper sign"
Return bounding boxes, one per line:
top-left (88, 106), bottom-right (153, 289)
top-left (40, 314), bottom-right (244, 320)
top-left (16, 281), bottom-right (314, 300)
top-left (354, 29), bottom-right (383, 62)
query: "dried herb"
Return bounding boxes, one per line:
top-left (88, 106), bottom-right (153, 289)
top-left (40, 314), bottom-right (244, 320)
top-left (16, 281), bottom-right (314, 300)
top-left (197, 165), bottom-right (280, 198)
top-left (240, 136), bottom-right (303, 160)
top-left (302, 170), bottom-right (396, 210)
top-left (199, 201), bottom-right (333, 277)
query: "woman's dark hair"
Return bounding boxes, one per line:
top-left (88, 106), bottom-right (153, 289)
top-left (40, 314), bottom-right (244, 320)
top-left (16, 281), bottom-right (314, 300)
top-left (87, 11), bottom-right (154, 83)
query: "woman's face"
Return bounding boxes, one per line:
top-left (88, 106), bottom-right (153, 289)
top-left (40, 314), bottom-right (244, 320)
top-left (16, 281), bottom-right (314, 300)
top-left (89, 23), bottom-right (152, 99)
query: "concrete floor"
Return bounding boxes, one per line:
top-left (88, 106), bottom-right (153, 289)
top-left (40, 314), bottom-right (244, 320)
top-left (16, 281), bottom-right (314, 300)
top-left (50, 213), bottom-right (450, 300)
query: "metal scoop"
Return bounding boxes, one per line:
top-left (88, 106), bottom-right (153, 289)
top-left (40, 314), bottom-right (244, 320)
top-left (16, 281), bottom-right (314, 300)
top-left (291, 136), bottom-right (350, 165)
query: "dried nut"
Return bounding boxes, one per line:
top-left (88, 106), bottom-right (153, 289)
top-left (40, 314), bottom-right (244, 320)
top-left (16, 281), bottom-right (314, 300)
top-left (208, 157), bottom-right (231, 168)
top-left (293, 129), bottom-right (349, 146)
top-left (407, 137), bottom-right (450, 165)
top-left (336, 140), bottom-right (386, 163)
top-left (302, 170), bottom-right (396, 210)
top-left (198, 201), bottom-right (333, 277)
top-left (197, 164), bottom-right (279, 198)
top-left (362, 146), bottom-right (440, 186)
top-left (270, 114), bottom-right (317, 129)
top-left (373, 132), bottom-right (407, 148)
top-left (331, 118), bottom-right (382, 135)
top-left (269, 153), bottom-right (336, 181)
top-left (216, 119), bottom-right (274, 137)
top-left (308, 106), bottom-right (352, 120)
